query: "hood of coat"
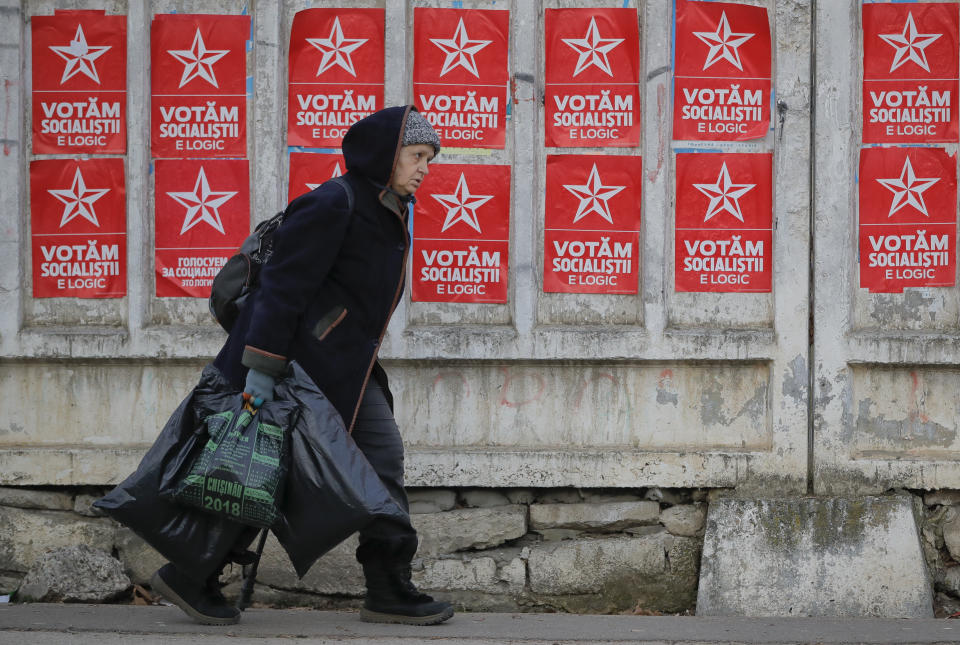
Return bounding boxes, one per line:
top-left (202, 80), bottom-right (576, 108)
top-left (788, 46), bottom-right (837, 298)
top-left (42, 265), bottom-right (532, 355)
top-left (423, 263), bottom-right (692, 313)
top-left (342, 105), bottom-right (413, 188)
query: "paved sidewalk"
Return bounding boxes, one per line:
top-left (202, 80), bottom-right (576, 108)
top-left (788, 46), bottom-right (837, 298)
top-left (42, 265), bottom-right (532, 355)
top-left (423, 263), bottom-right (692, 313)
top-left (1, 604), bottom-right (959, 644)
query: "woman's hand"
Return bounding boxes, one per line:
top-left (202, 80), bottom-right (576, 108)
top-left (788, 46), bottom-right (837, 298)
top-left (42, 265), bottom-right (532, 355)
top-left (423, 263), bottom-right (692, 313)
top-left (243, 368), bottom-right (276, 407)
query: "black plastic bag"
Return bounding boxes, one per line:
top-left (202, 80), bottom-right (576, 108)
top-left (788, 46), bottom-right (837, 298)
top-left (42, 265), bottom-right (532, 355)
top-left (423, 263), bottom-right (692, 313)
top-left (271, 365), bottom-right (408, 577)
top-left (161, 395), bottom-right (298, 529)
top-left (95, 362), bottom-right (408, 580)
top-left (93, 366), bottom-right (249, 581)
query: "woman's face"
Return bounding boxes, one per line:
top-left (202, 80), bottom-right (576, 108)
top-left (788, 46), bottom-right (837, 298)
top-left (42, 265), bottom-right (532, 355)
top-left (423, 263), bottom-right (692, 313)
top-left (390, 144), bottom-right (435, 196)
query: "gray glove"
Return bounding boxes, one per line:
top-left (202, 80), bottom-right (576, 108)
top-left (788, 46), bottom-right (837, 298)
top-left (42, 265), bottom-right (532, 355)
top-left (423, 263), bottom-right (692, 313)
top-left (243, 368), bottom-right (276, 407)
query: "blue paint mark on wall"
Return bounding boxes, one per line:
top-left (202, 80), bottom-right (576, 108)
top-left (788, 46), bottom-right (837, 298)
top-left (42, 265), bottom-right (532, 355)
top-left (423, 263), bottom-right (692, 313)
top-left (673, 147), bottom-right (725, 154)
top-left (670, 0), bottom-right (677, 106)
top-left (288, 146), bottom-right (340, 154)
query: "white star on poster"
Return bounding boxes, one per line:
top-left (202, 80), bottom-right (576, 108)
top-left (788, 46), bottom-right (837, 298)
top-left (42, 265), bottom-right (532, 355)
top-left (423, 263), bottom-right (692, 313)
top-left (562, 17), bottom-right (624, 77)
top-left (876, 156), bottom-right (940, 217)
top-left (433, 174), bottom-right (492, 234)
top-left (48, 168), bottom-right (109, 228)
top-left (307, 17), bottom-right (367, 77)
top-left (167, 167), bottom-right (236, 235)
top-left (879, 12), bottom-right (941, 73)
top-left (693, 162), bottom-right (755, 223)
top-left (49, 25), bottom-right (111, 85)
top-left (430, 17), bottom-right (492, 77)
top-left (306, 162), bottom-right (343, 191)
top-left (693, 11), bottom-right (754, 71)
top-left (563, 164), bottom-right (625, 224)
top-left (168, 28), bottom-right (229, 88)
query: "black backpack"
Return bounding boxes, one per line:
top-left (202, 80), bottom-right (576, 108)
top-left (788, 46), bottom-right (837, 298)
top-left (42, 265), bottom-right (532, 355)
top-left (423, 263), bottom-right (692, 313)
top-left (209, 177), bottom-right (355, 332)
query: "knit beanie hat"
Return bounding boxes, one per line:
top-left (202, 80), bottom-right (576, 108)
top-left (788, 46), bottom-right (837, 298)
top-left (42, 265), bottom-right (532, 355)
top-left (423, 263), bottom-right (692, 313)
top-left (402, 109), bottom-right (441, 154)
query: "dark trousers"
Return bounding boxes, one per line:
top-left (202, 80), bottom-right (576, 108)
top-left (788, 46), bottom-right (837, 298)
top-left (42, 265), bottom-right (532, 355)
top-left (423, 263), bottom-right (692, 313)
top-left (351, 380), bottom-right (419, 565)
top-left (223, 381), bottom-right (418, 578)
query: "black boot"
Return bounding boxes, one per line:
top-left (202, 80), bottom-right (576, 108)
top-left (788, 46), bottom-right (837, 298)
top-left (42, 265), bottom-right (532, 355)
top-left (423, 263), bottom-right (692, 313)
top-left (361, 562), bottom-right (454, 625)
top-left (150, 563), bottom-right (241, 626)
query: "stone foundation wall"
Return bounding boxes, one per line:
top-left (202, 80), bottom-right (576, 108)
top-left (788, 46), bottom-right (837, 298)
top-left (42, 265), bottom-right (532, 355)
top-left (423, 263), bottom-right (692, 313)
top-left (915, 491), bottom-right (960, 618)
top-left (0, 485), bottom-right (706, 613)
top-left (253, 487), bottom-right (707, 614)
top-left (3, 485), bottom-right (958, 616)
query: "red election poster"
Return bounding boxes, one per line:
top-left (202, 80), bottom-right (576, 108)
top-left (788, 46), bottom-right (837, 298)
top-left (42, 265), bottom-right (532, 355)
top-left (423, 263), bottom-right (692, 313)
top-left (863, 3), bottom-right (959, 143)
top-left (674, 0), bottom-right (771, 141)
top-left (413, 8), bottom-right (509, 149)
top-left (412, 164), bottom-right (511, 303)
top-left (32, 9), bottom-right (127, 155)
top-left (543, 154), bottom-right (642, 293)
top-left (154, 159), bottom-right (249, 297)
top-left (858, 147), bottom-right (956, 292)
top-left (288, 8), bottom-right (384, 148)
top-left (675, 153), bottom-right (772, 292)
top-left (544, 8), bottom-right (641, 147)
top-left (288, 152), bottom-right (345, 202)
top-left (30, 158), bottom-right (126, 298)
top-left (151, 14), bottom-right (251, 158)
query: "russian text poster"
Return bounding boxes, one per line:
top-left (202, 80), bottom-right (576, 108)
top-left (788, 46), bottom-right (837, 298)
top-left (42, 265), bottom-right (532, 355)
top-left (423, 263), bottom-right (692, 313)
top-left (288, 152), bottom-right (345, 203)
top-left (674, 0), bottom-right (771, 141)
top-left (155, 159), bottom-right (249, 297)
top-left (863, 2), bottom-right (959, 143)
top-left (859, 147), bottom-right (956, 292)
top-left (30, 158), bottom-right (126, 298)
top-left (151, 14), bottom-right (251, 158)
top-left (412, 164), bottom-right (511, 303)
top-left (32, 9), bottom-right (127, 154)
top-left (675, 153), bottom-right (772, 292)
top-left (414, 8), bottom-right (509, 149)
top-left (544, 8), bottom-right (641, 147)
top-left (544, 154), bottom-right (642, 293)
top-left (288, 8), bottom-right (384, 148)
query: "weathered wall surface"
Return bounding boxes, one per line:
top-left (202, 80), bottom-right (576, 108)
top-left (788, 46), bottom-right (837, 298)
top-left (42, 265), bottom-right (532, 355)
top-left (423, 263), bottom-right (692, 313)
top-left (813, 2), bottom-right (960, 494)
top-left (697, 496), bottom-right (933, 618)
top-left (0, 0), bottom-right (812, 494)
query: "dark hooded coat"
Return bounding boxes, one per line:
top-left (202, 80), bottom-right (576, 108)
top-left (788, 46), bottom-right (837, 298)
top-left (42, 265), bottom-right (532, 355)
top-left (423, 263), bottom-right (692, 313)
top-left (214, 105), bottom-right (418, 431)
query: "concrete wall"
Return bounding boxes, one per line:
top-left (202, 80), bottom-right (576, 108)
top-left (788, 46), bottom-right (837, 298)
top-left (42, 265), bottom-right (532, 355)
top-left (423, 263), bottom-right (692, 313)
top-left (1, 0), bottom-right (814, 494)
top-left (5, 0), bottom-right (960, 618)
top-left (813, 2), bottom-right (960, 494)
